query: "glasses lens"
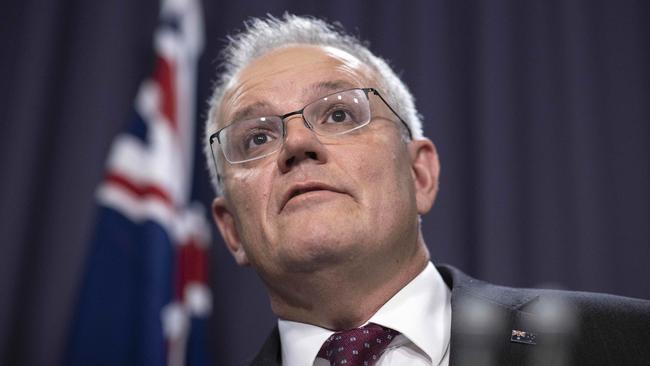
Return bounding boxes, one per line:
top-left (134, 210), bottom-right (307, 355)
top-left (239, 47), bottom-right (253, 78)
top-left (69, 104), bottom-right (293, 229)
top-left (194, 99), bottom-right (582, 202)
top-left (218, 116), bottom-right (283, 163)
top-left (304, 89), bottom-right (371, 135)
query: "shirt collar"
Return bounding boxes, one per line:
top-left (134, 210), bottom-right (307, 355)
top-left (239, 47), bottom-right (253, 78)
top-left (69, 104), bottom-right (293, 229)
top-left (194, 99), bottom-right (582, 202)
top-left (278, 262), bottom-right (451, 366)
top-left (369, 261), bottom-right (451, 363)
top-left (278, 319), bottom-right (332, 366)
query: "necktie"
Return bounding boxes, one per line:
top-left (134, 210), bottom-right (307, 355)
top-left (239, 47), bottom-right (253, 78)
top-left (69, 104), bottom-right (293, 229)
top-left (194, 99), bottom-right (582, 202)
top-left (317, 323), bottom-right (400, 366)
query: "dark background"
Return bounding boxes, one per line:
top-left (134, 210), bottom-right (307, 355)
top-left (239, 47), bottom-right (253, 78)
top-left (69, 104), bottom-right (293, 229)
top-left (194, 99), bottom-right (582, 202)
top-left (1, 0), bottom-right (647, 365)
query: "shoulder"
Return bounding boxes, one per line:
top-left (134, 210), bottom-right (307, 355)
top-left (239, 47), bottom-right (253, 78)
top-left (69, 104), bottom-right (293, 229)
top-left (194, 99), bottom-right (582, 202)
top-left (437, 263), bottom-right (650, 314)
top-left (533, 287), bottom-right (650, 363)
top-left (528, 287), bottom-right (650, 365)
top-left (437, 264), bottom-right (650, 365)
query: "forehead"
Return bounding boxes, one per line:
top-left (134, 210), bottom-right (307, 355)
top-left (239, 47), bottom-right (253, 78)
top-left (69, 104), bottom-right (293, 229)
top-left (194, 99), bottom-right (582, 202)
top-left (219, 45), bottom-right (376, 126)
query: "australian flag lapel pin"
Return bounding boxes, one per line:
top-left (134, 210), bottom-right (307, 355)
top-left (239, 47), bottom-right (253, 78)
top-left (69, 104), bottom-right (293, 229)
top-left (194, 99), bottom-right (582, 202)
top-left (510, 329), bottom-right (537, 345)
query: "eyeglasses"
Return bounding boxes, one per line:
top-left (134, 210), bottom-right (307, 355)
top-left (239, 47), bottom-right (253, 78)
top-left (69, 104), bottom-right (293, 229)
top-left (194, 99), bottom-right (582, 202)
top-left (209, 87), bottom-right (412, 164)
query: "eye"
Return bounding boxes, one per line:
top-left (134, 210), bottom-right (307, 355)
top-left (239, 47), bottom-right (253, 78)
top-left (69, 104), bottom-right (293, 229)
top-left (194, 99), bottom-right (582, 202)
top-left (245, 130), bottom-right (276, 149)
top-left (252, 133), bottom-right (268, 145)
top-left (325, 108), bottom-right (353, 123)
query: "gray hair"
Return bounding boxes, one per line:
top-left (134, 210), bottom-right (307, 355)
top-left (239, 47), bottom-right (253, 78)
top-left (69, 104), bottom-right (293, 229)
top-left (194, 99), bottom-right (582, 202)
top-left (203, 13), bottom-right (424, 194)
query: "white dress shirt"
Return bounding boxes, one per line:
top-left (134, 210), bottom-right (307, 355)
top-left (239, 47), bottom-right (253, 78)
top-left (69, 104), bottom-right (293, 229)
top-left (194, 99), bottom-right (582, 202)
top-left (278, 262), bottom-right (451, 366)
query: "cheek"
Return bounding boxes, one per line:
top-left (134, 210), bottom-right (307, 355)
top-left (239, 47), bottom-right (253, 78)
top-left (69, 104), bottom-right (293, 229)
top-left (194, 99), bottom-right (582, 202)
top-left (348, 137), bottom-right (413, 209)
top-left (224, 169), bottom-right (275, 267)
top-left (224, 166), bottom-right (273, 230)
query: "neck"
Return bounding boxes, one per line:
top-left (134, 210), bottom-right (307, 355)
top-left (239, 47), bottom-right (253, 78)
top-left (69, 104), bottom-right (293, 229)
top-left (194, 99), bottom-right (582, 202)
top-left (267, 235), bottom-right (430, 330)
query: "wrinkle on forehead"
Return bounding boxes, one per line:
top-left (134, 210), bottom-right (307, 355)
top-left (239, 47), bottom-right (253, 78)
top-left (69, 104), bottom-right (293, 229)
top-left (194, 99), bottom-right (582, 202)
top-left (226, 79), bottom-right (358, 125)
top-left (218, 45), bottom-right (377, 128)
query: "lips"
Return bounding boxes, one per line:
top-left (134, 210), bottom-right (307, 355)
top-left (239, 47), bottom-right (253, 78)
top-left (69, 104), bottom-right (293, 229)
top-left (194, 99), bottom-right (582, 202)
top-left (280, 182), bottom-right (345, 211)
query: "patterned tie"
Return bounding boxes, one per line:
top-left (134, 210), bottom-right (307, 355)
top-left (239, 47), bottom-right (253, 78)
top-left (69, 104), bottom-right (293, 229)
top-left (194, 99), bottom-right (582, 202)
top-left (317, 323), bottom-right (400, 366)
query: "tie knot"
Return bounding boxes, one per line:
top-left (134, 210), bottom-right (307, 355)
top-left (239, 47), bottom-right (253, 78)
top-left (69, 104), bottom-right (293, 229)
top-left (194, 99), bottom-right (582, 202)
top-left (317, 323), bottom-right (400, 366)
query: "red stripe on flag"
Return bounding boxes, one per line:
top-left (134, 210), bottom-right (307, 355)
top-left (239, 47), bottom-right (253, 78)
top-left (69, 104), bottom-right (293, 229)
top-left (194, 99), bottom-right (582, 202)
top-left (174, 240), bottom-right (208, 300)
top-left (104, 171), bottom-right (174, 208)
top-left (153, 55), bottom-right (176, 129)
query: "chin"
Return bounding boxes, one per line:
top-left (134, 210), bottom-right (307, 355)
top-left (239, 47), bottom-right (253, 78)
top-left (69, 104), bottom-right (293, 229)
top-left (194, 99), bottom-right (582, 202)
top-left (277, 233), bottom-right (361, 273)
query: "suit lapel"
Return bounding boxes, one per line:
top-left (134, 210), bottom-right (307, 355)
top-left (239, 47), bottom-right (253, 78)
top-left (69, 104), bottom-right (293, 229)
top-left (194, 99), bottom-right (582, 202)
top-left (248, 326), bottom-right (282, 366)
top-left (437, 265), bottom-right (543, 366)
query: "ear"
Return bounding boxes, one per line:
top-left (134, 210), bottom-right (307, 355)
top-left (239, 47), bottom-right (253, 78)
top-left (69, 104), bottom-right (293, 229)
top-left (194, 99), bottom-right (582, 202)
top-left (408, 139), bottom-right (440, 214)
top-left (212, 196), bottom-right (250, 266)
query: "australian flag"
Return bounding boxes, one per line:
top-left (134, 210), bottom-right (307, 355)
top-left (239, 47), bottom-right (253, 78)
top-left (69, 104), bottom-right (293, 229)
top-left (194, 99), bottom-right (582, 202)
top-left (65, 0), bottom-right (211, 365)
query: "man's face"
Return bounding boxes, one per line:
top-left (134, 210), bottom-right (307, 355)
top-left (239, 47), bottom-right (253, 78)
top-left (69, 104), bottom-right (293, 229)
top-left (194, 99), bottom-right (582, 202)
top-left (212, 45), bottom-right (437, 283)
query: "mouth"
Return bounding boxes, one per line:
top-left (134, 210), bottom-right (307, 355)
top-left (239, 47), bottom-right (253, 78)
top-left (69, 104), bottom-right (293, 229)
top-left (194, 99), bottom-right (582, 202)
top-left (281, 182), bottom-right (345, 211)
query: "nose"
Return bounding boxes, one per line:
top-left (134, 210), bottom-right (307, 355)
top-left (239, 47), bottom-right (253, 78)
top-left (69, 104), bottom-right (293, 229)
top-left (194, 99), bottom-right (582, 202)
top-left (276, 114), bottom-right (328, 173)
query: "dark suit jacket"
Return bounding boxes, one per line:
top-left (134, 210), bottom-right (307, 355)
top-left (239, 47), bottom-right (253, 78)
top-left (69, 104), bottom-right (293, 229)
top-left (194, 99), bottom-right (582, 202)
top-left (248, 265), bottom-right (650, 366)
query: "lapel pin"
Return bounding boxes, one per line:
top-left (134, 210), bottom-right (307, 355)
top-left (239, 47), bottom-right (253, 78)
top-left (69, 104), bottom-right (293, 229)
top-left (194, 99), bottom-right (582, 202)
top-left (510, 329), bottom-right (537, 345)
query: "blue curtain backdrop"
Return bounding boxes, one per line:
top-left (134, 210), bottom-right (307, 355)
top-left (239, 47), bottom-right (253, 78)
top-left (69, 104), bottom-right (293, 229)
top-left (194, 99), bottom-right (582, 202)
top-left (0, 0), bottom-right (647, 365)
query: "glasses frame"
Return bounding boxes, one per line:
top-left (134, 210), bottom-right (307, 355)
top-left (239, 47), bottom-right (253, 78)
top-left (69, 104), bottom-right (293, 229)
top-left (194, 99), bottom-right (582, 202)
top-left (208, 87), bottom-right (413, 164)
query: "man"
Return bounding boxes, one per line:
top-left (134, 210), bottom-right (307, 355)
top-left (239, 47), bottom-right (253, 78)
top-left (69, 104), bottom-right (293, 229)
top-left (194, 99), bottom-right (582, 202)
top-left (203, 14), bottom-right (650, 366)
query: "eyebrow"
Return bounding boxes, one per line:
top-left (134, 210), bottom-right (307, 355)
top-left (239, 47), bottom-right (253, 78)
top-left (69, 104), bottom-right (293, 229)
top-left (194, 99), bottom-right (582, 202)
top-left (304, 80), bottom-right (358, 98)
top-left (228, 80), bottom-right (360, 124)
top-left (228, 101), bottom-right (274, 124)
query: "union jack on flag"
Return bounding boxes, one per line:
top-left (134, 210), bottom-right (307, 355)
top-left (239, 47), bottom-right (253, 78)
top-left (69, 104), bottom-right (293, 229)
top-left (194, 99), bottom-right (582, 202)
top-left (65, 0), bottom-right (211, 365)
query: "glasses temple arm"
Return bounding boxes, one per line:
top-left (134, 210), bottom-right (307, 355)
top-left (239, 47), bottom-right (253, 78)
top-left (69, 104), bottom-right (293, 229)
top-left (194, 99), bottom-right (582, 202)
top-left (369, 89), bottom-right (413, 140)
